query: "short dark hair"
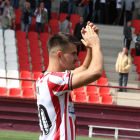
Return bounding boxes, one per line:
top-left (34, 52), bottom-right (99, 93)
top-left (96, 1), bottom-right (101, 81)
top-left (47, 32), bottom-right (80, 54)
top-left (66, 16), bottom-right (70, 21)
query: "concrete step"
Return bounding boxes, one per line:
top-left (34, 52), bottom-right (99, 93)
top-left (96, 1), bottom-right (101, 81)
top-left (108, 79), bottom-right (140, 88)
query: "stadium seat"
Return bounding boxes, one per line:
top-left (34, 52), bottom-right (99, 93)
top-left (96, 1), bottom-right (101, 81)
top-left (75, 61), bottom-right (79, 68)
top-left (85, 86), bottom-right (98, 95)
top-left (22, 89), bottom-right (34, 98)
top-left (70, 14), bottom-right (80, 23)
top-left (72, 22), bottom-right (78, 30)
top-left (29, 40), bottom-right (40, 48)
top-left (51, 12), bottom-right (58, 19)
top-left (4, 29), bottom-right (15, 38)
top-left (88, 82), bottom-right (96, 85)
top-left (96, 77), bottom-right (108, 85)
top-left (21, 81), bottom-right (32, 90)
top-left (29, 18), bottom-right (36, 32)
top-left (0, 53), bottom-right (5, 61)
top-left (15, 15), bottom-right (21, 31)
top-left (17, 39), bottom-right (28, 47)
top-left (49, 19), bottom-right (59, 28)
top-left (28, 32), bottom-right (38, 40)
top-left (73, 86), bottom-right (84, 93)
top-left (6, 62), bottom-right (18, 70)
top-left (101, 96), bottom-right (113, 105)
top-left (50, 27), bottom-right (59, 35)
top-left (6, 54), bottom-right (18, 62)
top-left (30, 48), bottom-right (41, 56)
top-left (9, 88), bottom-right (21, 97)
top-left (33, 72), bottom-right (41, 80)
top-left (70, 91), bottom-right (74, 101)
top-left (88, 95), bottom-right (100, 103)
top-left (131, 48), bottom-right (136, 57)
top-left (132, 19), bottom-right (140, 28)
top-left (42, 49), bottom-right (49, 58)
top-left (78, 51), bottom-right (87, 62)
top-left (18, 47), bottom-right (29, 55)
top-left (16, 31), bottom-right (26, 39)
top-left (0, 38), bottom-right (4, 45)
top-left (5, 38), bottom-right (16, 46)
top-left (14, 9), bottom-right (22, 16)
top-left (0, 79), bottom-right (6, 87)
top-left (136, 64), bottom-right (140, 74)
top-left (5, 45), bottom-right (17, 54)
top-left (0, 69), bottom-right (6, 77)
top-left (34, 82), bottom-right (36, 91)
top-left (139, 74), bottom-right (140, 81)
top-left (40, 33), bottom-right (50, 42)
top-left (98, 87), bottom-right (110, 96)
top-left (59, 13), bottom-right (68, 23)
top-left (133, 56), bottom-right (140, 65)
top-left (102, 70), bottom-right (106, 77)
top-left (31, 55), bottom-right (42, 64)
top-left (75, 94), bottom-right (87, 103)
top-left (41, 40), bottom-right (47, 49)
top-left (134, 27), bottom-right (140, 35)
top-left (20, 71), bottom-right (32, 79)
top-left (32, 63), bottom-right (43, 72)
top-left (18, 55), bottom-right (30, 63)
top-left (44, 23), bottom-right (49, 33)
top-left (19, 63), bottom-right (30, 72)
top-left (0, 87), bottom-right (7, 96)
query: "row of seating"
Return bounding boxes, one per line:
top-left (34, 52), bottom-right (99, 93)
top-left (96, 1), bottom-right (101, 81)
top-left (132, 19), bottom-right (140, 35)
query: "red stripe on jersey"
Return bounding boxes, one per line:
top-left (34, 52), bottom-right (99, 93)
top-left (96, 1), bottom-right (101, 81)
top-left (69, 117), bottom-right (74, 140)
top-left (75, 120), bottom-right (77, 139)
top-left (52, 83), bottom-right (69, 92)
top-left (64, 93), bottom-right (68, 140)
top-left (47, 79), bottom-right (61, 140)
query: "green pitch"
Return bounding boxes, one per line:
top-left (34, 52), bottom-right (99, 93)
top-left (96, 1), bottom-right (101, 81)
top-left (0, 130), bottom-right (120, 140)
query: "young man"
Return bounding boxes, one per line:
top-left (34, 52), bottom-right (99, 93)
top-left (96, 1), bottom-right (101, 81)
top-left (124, 20), bottom-right (132, 50)
top-left (36, 22), bottom-right (103, 140)
top-left (116, 47), bottom-right (132, 92)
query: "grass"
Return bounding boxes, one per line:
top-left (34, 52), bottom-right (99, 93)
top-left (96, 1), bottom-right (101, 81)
top-left (0, 130), bottom-right (120, 140)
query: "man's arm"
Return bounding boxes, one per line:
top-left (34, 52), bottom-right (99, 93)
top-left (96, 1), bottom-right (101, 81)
top-left (134, 36), bottom-right (137, 43)
top-left (71, 26), bottom-right (103, 89)
top-left (124, 55), bottom-right (132, 70)
top-left (124, 26), bottom-right (130, 39)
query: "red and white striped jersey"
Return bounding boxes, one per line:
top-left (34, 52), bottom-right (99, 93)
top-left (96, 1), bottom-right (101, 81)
top-left (36, 71), bottom-right (76, 140)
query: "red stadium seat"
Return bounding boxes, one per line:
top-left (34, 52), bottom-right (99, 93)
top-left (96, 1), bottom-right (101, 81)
top-left (42, 49), bottom-right (49, 58)
top-left (78, 51), bottom-right (87, 61)
top-left (18, 55), bottom-right (30, 63)
top-left (85, 86), bottom-right (98, 95)
top-left (51, 12), bottom-right (58, 19)
top-left (132, 19), bottom-right (140, 28)
top-left (17, 39), bottom-right (27, 47)
top-left (70, 14), bottom-right (80, 23)
top-left (96, 77), bottom-right (108, 85)
top-left (0, 87), bottom-right (7, 96)
top-left (102, 70), bottom-right (106, 78)
top-left (31, 55), bottom-right (42, 64)
top-left (101, 96), bottom-right (113, 105)
top-left (59, 13), bottom-right (68, 23)
top-left (75, 94), bottom-right (87, 103)
top-left (139, 74), bottom-right (140, 81)
top-left (136, 64), bottom-right (140, 74)
top-left (73, 86), bottom-right (84, 93)
top-left (72, 22), bottom-right (78, 30)
top-left (28, 32), bottom-right (38, 40)
top-left (20, 71), bottom-right (32, 79)
top-left (21, 81), bottom-right (32, 90)
top-left (15, 15), bottom-right (21, 31)
top-left (32, 63), bottom-right (43, 72)
top-left (16, 31), bottom-right (26, 39)
top-left (49, 19), bottom-right (59, 28)
top-left (22, 89), bottom-right (34, 98)
top-left (9, 88), bottom-right (20, 97)
top-left (40, 33), bottom-right (50, 42)
top-left (41, 40), bottom-right (47, 49)
top-left (98, 87), bottom-right (110, 96)
top-left (44, 23), bottom-right (49, 33)
top-left (50, 27), bottom-right (59, 35)
top-left (88, 82), bottom-right (96, 85)
top-left (134, 27), bottom-right (140, 35)
top-left (133, 56), bottom-right (140, 65)
top-left (14, 9), bottom-right (22, 16)
top-left (131, 48), bottom-right (136, 57)
top-left (75, 61), bottom-right (79, 68)
top-left (33, 72), bottom-right (41, 80)
top-left (29, 40), bottom-right (40, 48)
top-left (43, 56), bottom-right (49, 69)
top-left (18, 47), bottom-right (29, 55)
top-left (30, 48), bottom-right (41, 56)
top-left (19, 63), bottom-right (30, 72)
top-left (88, 95), bottom-right (100, 103)
top-left (34, 82), bottom-right (36, 91)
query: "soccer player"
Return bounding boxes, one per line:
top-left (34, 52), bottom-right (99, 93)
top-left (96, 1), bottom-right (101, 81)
top-left (36, 22), bottom-right (103, 140)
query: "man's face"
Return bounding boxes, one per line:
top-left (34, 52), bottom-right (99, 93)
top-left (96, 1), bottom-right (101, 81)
top-left (40, 2), bottom-right (44, 8)
top-left (25, 4), bottom-right (29, 9)
top-left (79, 17), bottom-right (84, 23)
top-left (60, 43), bottom-right (79, 70)
top-left (127, 21), bottom-right (131, 26)
top-left (123, 47), bottom-right (128, 55)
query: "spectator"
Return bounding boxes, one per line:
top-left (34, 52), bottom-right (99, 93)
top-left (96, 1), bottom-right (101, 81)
top-left (75, 0), bottom-right (84, 16)
top-left (59, 0), bottom-right (69, 13)
top-left (68, 0), bottom-right (76, 16)
top-left (34, 2), bottom-right (48, 33)
top-left (74, 16), bottom-right (86, 52)
top-left (21, 2), bottom-right (31, 37)
top-left (1, 0), bottom-right (15, 37)
top-left (122, 0), bottom-right (135, 25)
top-left (116, 47), bottom-right (132, 92)
top-left (26, 0), bottom-right (35, 17)
top-left (134, 30), bottom-right (140, 56)
top-left (83, 0), bottom-right (90, 21)
top-left (113, 0), bottom-right (122, 25)
top-left (100, 0), bottom-right (110, 24)
top-left (124, 20), bottom-right (132, 50)
top-left (11, 0), bottom-right (20, 9)
top-left (91, 0), bottom-right (100, 23)
top-left (59, 16), bottom-right (70, 34)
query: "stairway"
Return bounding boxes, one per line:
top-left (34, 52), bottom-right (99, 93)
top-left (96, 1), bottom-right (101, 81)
top-left (98, 24), bottom-right (140, 107)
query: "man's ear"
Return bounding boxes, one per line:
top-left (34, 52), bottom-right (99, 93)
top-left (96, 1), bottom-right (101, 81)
top-left (56, 51), bottom-right (62, 60)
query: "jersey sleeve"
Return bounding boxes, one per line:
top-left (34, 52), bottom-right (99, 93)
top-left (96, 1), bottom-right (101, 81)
top-left (48, 71), bottom-right (73, 96)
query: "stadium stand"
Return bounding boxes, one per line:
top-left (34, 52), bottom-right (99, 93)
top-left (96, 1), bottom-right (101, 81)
top-left (9, 88), bottom-right (21, 97)
top-left (88, 95), bottom-right (100, 103)
top-left (51, 12), bottom-right (58, 19)
top-left (101, 96), bottom-right (113, 105)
